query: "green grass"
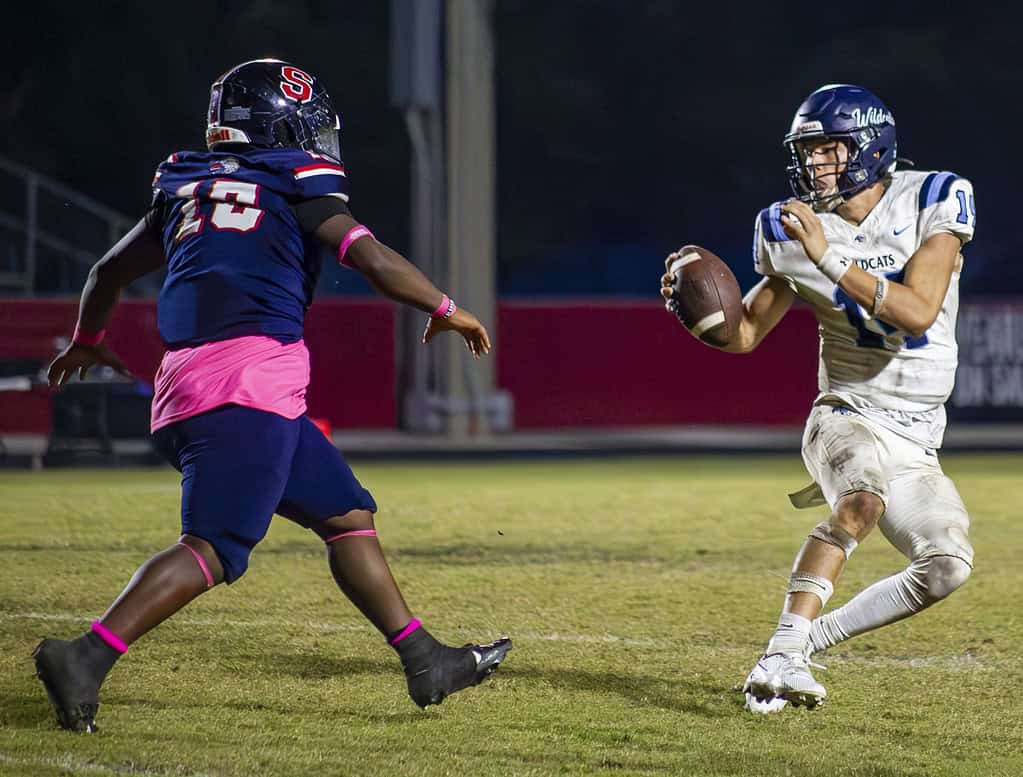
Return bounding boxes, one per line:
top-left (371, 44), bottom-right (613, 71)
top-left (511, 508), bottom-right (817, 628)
top-left (1, 455), bottom-right (1021, 776)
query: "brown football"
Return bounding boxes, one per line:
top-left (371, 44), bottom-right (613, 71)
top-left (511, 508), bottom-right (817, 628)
top-left (668, 245), bottom-right (743, 348)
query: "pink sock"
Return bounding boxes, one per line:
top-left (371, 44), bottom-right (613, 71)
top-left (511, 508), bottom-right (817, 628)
top-left (91, 621), bottom-right (129, 654)
top-left (388, 618), bottom-right (422, 645)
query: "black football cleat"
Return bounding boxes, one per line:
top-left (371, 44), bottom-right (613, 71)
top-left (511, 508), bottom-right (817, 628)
top-left (33, 639), bottom-right (102, 733)
top-left (406, 637), bottom-right (512, 708)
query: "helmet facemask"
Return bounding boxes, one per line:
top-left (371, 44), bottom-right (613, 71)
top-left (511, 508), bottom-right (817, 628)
top-left (787, 136), bottom-right (851, 210)
top-left (295, 106), bottom-right (342, 163)
top-left (785, 126), bottom-right (895, 211)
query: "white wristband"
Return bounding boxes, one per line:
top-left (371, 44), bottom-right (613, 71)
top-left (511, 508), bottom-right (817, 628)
top-left (816, 248), bottom-right (851, 285)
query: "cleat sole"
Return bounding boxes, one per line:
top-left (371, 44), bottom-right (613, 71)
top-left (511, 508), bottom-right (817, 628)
top-left (781, 689), bottom-right (825, 710)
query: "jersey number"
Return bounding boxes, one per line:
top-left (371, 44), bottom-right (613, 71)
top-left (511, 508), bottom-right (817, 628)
top-left (834, 269), bottom-right (928, 351)
top-left (175, 180), bottom-right (264, 241)
top-left (955, 189), bottom-right (977, 227)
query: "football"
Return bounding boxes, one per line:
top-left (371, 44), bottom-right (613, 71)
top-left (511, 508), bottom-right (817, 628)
top-left (667, 245), bottom-right (743, 348)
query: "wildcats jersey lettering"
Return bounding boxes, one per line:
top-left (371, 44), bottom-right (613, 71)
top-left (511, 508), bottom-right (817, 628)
top-left (753, 170), bottom-right (976, 448)
top-left (150, 148), bottom-right (351, 349)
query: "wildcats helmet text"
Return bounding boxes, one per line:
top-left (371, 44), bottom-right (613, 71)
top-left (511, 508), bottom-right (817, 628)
top-left (850, 107), bottom-right (894, 128)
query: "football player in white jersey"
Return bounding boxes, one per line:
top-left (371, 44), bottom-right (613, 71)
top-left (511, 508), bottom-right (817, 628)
top-left (661, 84), bottom-right (976, 711)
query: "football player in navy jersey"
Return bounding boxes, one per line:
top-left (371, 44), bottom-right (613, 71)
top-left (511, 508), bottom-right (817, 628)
top-left (34, 59), bottom-right (510, 733)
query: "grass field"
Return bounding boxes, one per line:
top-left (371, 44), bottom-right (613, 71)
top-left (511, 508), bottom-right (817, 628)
top-left (1, 455), bottom-right (1021, 777)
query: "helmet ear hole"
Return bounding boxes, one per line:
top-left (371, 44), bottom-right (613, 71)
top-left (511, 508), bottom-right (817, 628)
top-left (272, 119), bottom-right (296, 147)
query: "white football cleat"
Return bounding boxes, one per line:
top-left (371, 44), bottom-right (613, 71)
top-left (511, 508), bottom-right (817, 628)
top-left (742, 658), bottom-right (788, 714)
top-left (743, 651), bottom-right (826, 709)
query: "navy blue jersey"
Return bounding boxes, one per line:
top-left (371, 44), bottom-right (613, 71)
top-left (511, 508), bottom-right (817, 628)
top-left (150, 148), bottom-right (349, 348)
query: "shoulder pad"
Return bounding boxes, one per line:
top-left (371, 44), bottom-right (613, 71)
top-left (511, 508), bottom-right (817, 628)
top-left (150, 148), bottom-right (349, 203)
top-left (151, 151), bottom-right (217, 193)
top-left (152, 152), bottom-right (184, 187)
top-left (759, 202), bottom-right (797, 244)
top-left (243, 148), bottom-right (348, 201)
top-left (918, 171), bottom-right (961, 210)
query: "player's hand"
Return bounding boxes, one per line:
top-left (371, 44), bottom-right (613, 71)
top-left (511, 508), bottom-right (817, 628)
top-left (422, 308), bottom-right (492, 360)
top-left (661, 250), bottom-right (682, 310)
top-left (779, 200), bottom-right (828, 264)
top-left (46, 342), bottom-right (132, 387)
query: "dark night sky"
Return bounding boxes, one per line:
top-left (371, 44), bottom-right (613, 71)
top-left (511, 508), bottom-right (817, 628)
top-left (3, 1), bottom-right (1017, 296)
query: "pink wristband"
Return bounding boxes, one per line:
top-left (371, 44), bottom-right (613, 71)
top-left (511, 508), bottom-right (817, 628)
top-left (338, 225), bottom-right (374, 269)
top-left (73, 325), bottom-right (105, 346)
top-left (431, 294), bottom-right (457, 319)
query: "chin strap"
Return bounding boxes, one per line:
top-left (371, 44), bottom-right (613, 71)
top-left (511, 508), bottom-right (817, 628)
top-left (812, 193), bottom-right (844, 213)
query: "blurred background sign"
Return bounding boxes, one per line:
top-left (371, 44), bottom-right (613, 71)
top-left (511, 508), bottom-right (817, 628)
top-left (949, 303), bottom-right (1023, 422)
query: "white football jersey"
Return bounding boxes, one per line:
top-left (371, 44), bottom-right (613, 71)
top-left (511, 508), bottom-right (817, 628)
top-left (754, 170), bottom-right (976, 448)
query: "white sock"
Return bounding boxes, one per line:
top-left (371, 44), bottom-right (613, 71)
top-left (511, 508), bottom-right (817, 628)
top-left (810, 564), bottom-right (927, 652)
top-left (766, 612), bottom-right (812, 655)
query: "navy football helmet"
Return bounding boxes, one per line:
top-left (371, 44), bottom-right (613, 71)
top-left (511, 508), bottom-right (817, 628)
top-left (784, 84), bottom-right (897, 207)
top-left (206, 59), bottom-right (342, 162)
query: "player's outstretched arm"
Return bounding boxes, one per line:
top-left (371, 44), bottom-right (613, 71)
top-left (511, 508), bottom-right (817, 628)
top-left (313, 214), bottom-right (490, 359)
top-left (47, 219), bottom-right (165, 387)
top-left (779, 200), bottom-right (959, 337)
top-left (659, 269), bottom-right (794, 354)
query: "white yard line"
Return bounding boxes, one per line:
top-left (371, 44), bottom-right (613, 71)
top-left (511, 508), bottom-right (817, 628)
top-left (2, 611), bottom-right (996, 666)
top-left (3, 610), bottom-right (664, 646)
top-left (2, 610), bottom-right (368, 635)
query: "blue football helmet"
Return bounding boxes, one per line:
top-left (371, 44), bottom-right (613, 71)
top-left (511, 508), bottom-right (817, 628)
top-left (784, 84), bottom-right (897, 206)
top-left (206, 59), bottom-right (342, 163)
